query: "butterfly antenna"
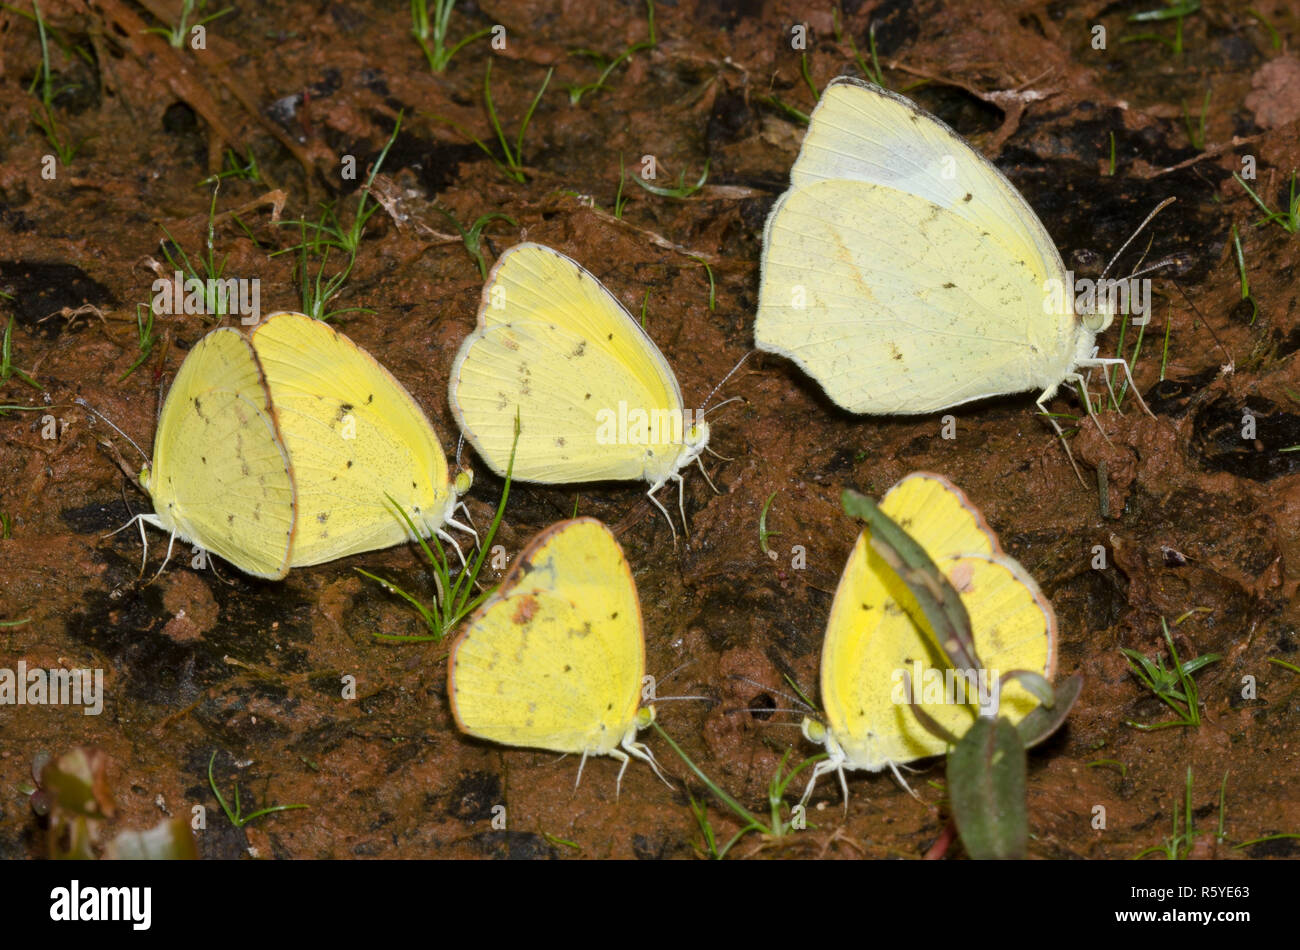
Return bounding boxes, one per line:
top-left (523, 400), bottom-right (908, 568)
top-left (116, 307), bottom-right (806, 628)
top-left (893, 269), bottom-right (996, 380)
top-left (723, 706), bottom-right (810, 720)
top-left (730, 674), bottom-right (816, 712)
top-left (1101, 197), bottom-right (1176, 280)
top-left (74, 397), bottom-right (149, 464)
top-left (656, 660), bottom-right (693, 685)
top-left (700, 395), bottom-right (744, 419)
top-left (696, 351), bottom-right (754, 415)
top-left (649, 694), bottom-right (716, 705)
top-left (1126, 252), bottom-right (1189, 282)
top-left (455, 432), bottom-right (466, 468)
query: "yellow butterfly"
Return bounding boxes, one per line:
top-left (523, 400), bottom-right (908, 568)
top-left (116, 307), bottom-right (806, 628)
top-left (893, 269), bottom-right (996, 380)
top-left (449, 243), bottom-right (712, 541)
top-left (801, 473), bottom-right (1057, 806)
top-left (134, 327), bottom-right (296, 579)
top-left (448, 517), bottom-right (668, 792)
top-left (251, 311), bottom-right (472, 567)
top-left (756, 77), bottom-right (1149, 429)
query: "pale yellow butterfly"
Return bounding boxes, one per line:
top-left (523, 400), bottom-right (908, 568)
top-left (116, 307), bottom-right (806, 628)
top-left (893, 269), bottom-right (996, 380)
top-left (756, 77), bottom-right (1149, 430)
top-left (448, 517), bottom-right (668, 792)
top-left (133, 327), bottom-right (296, 579)
top-left (250, 311), bottom-right (473, 567)
top-left (800, 472), bottom-right (1057, 806)
top-left (448, 243), bottom-right (711, 541)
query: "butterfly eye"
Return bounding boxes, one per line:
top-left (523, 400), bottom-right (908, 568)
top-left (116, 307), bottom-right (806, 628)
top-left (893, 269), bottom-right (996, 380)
top-left (801, 716), bottom-right (826, 744)
top-left (1080, 304), bottom-right (1110, 333)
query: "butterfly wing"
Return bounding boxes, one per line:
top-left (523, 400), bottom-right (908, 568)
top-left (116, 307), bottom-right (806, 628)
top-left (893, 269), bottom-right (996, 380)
top-left (820, 474), bottom-right (1054, 770)
top-left (450, 243), bottom-right (693, 487)
top-left (756, 77), bottom-right (1082, 413)
top-left (882, 472), bottom-right (998, 559)
top-left (757, 179), bottom-right (1076, 412)
top-left (820, 530), bottom-right (922, 771)
top-left (449, 518), bottom-right (645, 757)
top-left (251, 312), bottom-right (455, 566)
top-left (941, 551), bottom-right (1057, 728)
top-left (779, 77), bottom-right (1062, 270)
top-left (147, 327), bottom-right (295, 578)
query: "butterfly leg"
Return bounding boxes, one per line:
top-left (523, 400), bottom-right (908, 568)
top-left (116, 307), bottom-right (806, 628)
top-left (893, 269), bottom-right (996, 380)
top-left (147, 526), bottom-right (180, 583)
top-left (798, 755), bottom-right (849, 813)
top-left (622, 736), bottom-right (673, 790)
top-left (134, 516), bottom-right (149, 578)
top-left (886, 760), bottom-right (922, 802)
top-left (1065, 370), bottom-right (1113, 446)
top-left (574, 749), bottom-right (590, 792)
top-left (673, 472), bottom-right (691, 539)
top-left (1078, 355), bottom-right (1155, 418)
top-left (435, 527), bottom-right (470, 571)
top-left (1036, 388), bottom-right (1088, 488)
top-left (646, 485), bottom-right (679, 546)
top-left (451, 500), bottom-right (480, 541)
top-left (610, 747), bottom-right (630, 799)
top-left (695, 457), bottom-right (722, 495)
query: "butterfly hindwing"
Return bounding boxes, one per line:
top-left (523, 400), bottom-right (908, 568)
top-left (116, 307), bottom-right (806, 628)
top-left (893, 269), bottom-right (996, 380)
top-left (450, 243), bottom-right (695, 488)
top-left (449, 518), bottom-right (645, 757)
top-left (146, 327), bottom-right (295, 578)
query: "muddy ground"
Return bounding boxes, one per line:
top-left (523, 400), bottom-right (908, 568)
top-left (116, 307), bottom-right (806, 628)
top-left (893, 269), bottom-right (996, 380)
top-left (1, 0), bottom-right (1298, 859)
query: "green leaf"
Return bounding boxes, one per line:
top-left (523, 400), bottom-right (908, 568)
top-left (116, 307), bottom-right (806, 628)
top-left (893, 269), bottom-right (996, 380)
top-left (105, 816), bottom-right (198, 859)
top-left (948, 716), bottom-right (1028, 859)
top-left (1015, 672), bottom-right (1083, 747)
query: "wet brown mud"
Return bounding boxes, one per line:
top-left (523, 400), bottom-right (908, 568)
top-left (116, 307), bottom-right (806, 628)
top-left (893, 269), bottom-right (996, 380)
top-left (1, 0), bottom-right (1298, 859)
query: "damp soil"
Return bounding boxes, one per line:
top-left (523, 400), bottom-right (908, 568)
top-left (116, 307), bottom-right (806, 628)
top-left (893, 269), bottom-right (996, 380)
top-left (1, 0), bottom-right (1298, 860)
